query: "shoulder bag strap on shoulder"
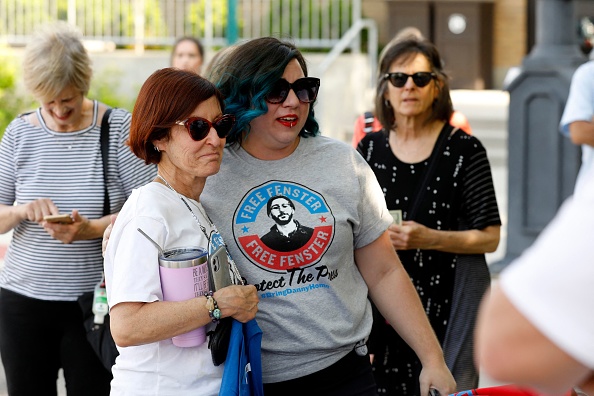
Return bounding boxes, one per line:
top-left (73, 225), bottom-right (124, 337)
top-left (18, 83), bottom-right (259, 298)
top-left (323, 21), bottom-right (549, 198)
top-left (100, 108), bottom-right (112, 217)
top-left (407, 124), bottom-right (457, 221)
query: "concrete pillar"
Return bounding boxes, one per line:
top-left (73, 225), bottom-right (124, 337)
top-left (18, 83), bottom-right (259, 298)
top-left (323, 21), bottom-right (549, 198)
top-left (491, 0), bottom-right (584, 273)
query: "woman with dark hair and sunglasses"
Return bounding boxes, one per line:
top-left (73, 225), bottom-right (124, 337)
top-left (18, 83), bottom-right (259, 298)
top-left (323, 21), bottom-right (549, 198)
top-left (350, 27), bottom-right (472, 148)
top-left (102, 68), bottom-right (258, 395)
top-left (357, 37), bottom-right (501, 395)
top-left (200, 36), bottom-right (455, 395)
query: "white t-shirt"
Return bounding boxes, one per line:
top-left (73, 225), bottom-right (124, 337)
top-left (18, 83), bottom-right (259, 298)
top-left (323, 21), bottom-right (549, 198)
top-left (104, 182), bottom-right (223, 395)
top-left (559, 60), bottom-right (594, 196)
top-left (500, 166), bottom-right (594, 370)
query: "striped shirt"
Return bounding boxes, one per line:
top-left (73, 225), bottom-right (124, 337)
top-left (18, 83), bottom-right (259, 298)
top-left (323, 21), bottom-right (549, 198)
top-left (0, 102), bottom-right (156, 301)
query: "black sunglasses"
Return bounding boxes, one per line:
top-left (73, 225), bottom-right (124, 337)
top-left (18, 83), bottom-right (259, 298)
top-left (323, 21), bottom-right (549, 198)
top-left (175, 114), bottom-right (236, 141)
top-left (384, 72), bottom-right (436, 88)
top-left (266, 77), bottom-right (320, 104)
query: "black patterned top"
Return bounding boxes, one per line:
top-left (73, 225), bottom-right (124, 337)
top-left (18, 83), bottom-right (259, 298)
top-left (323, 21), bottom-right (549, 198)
top-left (357, 124), bottom-right (501, 341)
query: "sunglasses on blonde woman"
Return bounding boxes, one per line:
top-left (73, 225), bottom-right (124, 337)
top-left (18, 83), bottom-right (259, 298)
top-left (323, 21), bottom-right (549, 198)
top-left (384, 72), bottom-right (436, 88)
top-left (175, 114), bottom-right (236, 141)
top-left (266, 77), bottom-right (321, 104)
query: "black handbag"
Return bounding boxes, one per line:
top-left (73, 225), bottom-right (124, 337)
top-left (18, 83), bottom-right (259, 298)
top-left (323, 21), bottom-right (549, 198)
top-left (77, 288), bottom-right (119, 371)
top-left (208, 317), bottom-right (233, 366)
top-left (206, 245), bottom-right (237, 366)
top-left (77, 108), bottom-right (119, 372)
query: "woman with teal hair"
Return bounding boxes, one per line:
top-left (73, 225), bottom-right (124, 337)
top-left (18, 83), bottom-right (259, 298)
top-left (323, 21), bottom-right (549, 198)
top-left (207, 37), bottom-right (319, 146)
top-left (201, 36), bottom-right (456, 395)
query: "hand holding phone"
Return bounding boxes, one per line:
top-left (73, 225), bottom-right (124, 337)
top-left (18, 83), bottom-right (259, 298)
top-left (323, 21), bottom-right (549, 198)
top-left (43, 214), bottom-right (74, 224)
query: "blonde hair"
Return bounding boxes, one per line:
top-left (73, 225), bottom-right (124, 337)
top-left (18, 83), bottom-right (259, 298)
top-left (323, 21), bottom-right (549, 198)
top-left (22, 21), bottom-right (92, 101)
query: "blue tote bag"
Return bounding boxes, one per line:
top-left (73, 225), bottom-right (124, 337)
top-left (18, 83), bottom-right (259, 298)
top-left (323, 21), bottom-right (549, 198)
top-left (219, 319), bottom-right (264, 396)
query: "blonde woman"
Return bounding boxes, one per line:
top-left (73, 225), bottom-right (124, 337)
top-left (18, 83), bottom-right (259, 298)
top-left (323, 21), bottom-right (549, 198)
top-left (0, 22), bottom-right (155, 394)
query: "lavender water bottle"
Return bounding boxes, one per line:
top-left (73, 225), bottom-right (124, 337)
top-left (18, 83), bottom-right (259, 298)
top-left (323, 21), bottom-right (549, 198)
top-left (158, 247), bottom-right (209, 347)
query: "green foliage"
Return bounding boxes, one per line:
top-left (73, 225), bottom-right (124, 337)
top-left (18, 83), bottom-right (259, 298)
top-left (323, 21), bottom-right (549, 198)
top-left (88, 66), bottom-right (137, 112)
top-left (1, 0), bottom-right (348, 50)
top-left (244, 0), bottom-right (352, 47)
top-left (0, 0), bottom-right (227, 43)
top-left (187, 0), bottom-right (229, 36)
top-left (0, 59), bottom-right (136, 141)
top-left (0, 60), bottom-right (36, 140)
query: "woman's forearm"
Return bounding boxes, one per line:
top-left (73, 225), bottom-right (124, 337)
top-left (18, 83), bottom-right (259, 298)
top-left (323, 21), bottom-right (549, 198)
top-left (0, 204), bottom-right (25, 234)
top-left (428, 225), bottom-right (500, 254)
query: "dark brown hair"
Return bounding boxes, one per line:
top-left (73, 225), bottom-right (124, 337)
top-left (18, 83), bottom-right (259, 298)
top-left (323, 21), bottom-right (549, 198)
top-left (210, 37), bottom-right (319, 145)
top-left (171, 36), bottom-right (205, 62)
top-left (375, 38), bottom-right (453, 131)
top-left (129, 68), bottom-right (225, 164)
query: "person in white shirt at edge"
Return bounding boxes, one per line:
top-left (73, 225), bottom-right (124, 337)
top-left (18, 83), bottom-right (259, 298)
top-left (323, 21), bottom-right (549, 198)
top-left (476, 166), bottom-right (594, 395)
top-left (559, 60), bottom-right (594, 196)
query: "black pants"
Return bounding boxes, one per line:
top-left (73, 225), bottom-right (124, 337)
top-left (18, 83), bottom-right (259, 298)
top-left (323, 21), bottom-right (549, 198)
top-left (263, 349), bottom-right (378, 396)
top-left (0, 288), bottom-right (111, 396)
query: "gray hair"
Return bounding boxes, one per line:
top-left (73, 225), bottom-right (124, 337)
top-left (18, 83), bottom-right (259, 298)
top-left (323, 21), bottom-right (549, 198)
top-left (22, 21), bottom-right (92, 101)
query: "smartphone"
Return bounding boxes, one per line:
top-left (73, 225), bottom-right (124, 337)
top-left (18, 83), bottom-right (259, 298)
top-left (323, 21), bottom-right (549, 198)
top-left (208, 246), bottom-right (233, 291)
top-left (43, 214), bottom-right (74, 224)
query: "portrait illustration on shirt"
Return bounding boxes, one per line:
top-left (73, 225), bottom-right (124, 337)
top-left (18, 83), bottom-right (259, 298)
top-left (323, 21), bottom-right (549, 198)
top-left (260, 195), bottom-right (314, 252)
top-left (233, 181), bottom-right (335, 273)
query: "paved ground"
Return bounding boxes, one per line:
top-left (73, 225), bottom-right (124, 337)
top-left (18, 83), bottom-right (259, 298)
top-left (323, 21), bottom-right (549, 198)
top-left (0, 89), bottom-right (508, 394)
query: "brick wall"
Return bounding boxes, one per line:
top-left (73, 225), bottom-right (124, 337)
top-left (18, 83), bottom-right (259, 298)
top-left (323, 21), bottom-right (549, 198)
top-left (362, 0), bottom-right (528, 88)
top-left (493, 0), bottom-right (527, 87)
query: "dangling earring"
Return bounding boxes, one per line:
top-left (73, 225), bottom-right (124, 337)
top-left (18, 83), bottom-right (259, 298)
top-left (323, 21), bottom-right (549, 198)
top-left (154, 145), bottom-right (160, 152)
top-left (384, 99), bottom-right (392, 108)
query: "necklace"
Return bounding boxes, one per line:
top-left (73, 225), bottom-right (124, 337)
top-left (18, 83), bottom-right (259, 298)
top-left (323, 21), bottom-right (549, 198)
top-left (156, 174), bottom-right (214, 239)
top-left (156, 173), bottom-right (245, 286)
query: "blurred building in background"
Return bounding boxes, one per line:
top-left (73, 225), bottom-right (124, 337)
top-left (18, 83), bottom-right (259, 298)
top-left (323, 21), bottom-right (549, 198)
top-left (363, 0), bottom-right (594, 89)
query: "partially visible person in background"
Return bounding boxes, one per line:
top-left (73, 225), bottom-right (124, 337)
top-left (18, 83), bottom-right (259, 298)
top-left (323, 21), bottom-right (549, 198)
top-left (476, 166), bottom-right (594, 396)
top-left (171, 36), bottom-right (205, 74)
top-left (351, 27), bottom-right (472, 148)
top-left (0, 21), bottom-right (156, 395)
top-left (104, 67), bottom-right (258, 395)
top-left (357, 37), bottom-right (500, 395)
top-left (559, 59), bottom-right (594, 196)
top-left (204, 45), bottom-right (237, 78)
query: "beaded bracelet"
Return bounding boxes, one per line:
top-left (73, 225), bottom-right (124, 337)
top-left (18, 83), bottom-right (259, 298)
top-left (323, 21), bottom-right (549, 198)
top-left (203, 291), bottom-right (221, 323)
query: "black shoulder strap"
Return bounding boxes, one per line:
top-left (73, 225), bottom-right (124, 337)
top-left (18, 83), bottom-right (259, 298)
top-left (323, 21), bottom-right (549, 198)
top-left (363, 111), bottom-right (375, 133)
top-left (100, 109), bottom-right (112, 217)
top-left (407, 124), bottom-right (455, 221)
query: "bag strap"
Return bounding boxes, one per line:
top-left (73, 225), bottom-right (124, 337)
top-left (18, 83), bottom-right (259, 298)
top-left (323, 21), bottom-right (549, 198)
top-left (407, 124), bottom-right (456, 221)
top-left (363, 111), bottom-right (375, 133)
top-left (100, 108), bottom-right (112, 217)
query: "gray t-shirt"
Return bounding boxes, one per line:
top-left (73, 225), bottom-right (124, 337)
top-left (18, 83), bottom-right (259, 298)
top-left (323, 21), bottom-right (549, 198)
top-left (202, 136), bottom-right (392, 383)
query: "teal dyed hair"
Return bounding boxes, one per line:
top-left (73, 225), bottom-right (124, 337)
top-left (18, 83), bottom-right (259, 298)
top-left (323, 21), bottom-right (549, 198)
top-left (209, 37), bottom-right (320, 145)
